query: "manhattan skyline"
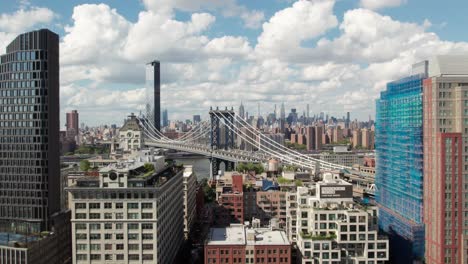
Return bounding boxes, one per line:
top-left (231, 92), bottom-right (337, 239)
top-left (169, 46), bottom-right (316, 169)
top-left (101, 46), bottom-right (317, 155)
top-left (1, 0), bottom-right (468, 126)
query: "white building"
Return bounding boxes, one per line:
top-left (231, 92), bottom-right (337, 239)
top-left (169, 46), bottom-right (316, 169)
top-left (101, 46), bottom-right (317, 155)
top-left (183, 165), bottom-right (197, 239)
top-left (118, 114), bottom-right (143, 152)
top-left (288, 173), bottom-right (389, 264)
top-left (67, 153), bottom-right (184, 264)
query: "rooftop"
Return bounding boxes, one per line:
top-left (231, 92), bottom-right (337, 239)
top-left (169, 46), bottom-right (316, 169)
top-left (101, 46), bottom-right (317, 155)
top-left (0, 232), bottom-right (40, 248)
top-left (207, 224), bottom-right (290, 246)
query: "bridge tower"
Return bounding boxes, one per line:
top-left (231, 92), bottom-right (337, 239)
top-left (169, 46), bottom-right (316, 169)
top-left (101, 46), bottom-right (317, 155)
top-left (209, 107), bottom-right (236, 177)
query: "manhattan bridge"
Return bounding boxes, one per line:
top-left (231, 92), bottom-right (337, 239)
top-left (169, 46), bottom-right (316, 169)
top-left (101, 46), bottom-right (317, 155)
top-left (137, 107), bottom-right (373, 184)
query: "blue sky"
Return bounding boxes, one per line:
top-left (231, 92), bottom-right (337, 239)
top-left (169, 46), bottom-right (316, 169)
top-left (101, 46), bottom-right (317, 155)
top-left (1, 0), bottom-right (468, 126)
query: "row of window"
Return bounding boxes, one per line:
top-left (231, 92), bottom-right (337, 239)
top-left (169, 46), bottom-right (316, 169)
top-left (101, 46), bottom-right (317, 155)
top-left (75, 212), bottom-right (154, 219)
top-left (207, 257), bottom-right (289, 263)
top-left (76, 202), bottom-right (153, 209)
top-left (76, 243), bottom-right (154, 251)
top-left (76, 254), bottom-right (153, 261)
top-left (76, 233), bottom-right (154, 240)
top-left (76, 223), bottom-right (153, 230)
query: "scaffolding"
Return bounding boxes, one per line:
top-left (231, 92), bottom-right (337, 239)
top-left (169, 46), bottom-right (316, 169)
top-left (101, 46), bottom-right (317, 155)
top-left (375, 74), bottom-right (425, 259)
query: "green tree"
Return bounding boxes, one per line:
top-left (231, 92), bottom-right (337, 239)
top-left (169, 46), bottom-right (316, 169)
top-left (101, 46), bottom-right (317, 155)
top-left (143, 163), bottom-right (155, 172)
top-left (200, 179), bottom-right (216, 203)
top-left (79, 160), bottom-right (90, 172)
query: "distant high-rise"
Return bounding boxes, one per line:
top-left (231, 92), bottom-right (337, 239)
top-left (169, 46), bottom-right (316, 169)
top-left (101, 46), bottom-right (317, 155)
top-left (346, 112), bottom-right (350, 128)
top-left (280, 102), bottom-right (285, 119)
top-left (66, 110), bottom-right (79, 142)
top-left (162, 108), bottom-right (169, 127)
top-left (146, 60), bottom-right (160, 130)
top-left (193, 115), bottom-right (201, 124)
top-left (239, 101), bottom-right (245, 119)
top-left (0, 29), bottom-right (60, 233)
top-left (376, 66), bottom-right (426, 263)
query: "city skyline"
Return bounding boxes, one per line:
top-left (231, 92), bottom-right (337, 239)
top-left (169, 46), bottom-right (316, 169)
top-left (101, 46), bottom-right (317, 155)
top-left (2, 0), bottom-right (468, 125)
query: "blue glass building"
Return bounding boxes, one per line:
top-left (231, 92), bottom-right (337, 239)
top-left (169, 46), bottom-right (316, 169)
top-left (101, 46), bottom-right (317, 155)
top-left (375, 74), bottom-right (425, 262)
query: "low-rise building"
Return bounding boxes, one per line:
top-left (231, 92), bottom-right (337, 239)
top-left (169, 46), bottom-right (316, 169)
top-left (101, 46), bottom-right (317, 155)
top-left (205, 222), bottom-right (291, 264)
top-left (290, 173), bottom-right (389, 264)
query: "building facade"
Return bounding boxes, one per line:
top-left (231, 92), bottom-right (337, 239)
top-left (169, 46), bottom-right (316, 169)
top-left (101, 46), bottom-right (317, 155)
top-left (145, 60), bottom-right (160, 130)
top-left (118, 113), bottom-right (143, 152)
top-left (0, 28), bottom-right (61, 233)
top-left (205, 223), bottom-right (291, 264)
top-left (290, 174), bottom-right (389, 264)
top-left (423, 55), bottom-right (468, 264)
top-left (67, 154), bottom-right (184, 264)
top-left (183, 165), bottom-right (197, 239)
top-left (375, 72), bottom-right (426, 262)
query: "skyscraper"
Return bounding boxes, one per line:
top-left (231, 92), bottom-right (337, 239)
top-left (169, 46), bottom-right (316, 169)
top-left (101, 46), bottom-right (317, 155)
top-left (66, 110), bottom-right (79, 142)
top-left (280, 102), bottom-right (285, 120)
top-left (162, 108), bottom-right (169, 127)
top-left (0, 29), bottom-right (60, 233)
top-left (423, 56), bottom-right (468, 264)
top-left (239, 101), bottom-right (245, 119)
top-left (146, 60), bottom-right (160, 130)
top-left (376, 65), bottom-right (426, 263)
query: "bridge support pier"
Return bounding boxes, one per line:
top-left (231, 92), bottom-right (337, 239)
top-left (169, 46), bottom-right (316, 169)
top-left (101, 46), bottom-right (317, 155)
top-left (210, 157), bottom-right (236, 179)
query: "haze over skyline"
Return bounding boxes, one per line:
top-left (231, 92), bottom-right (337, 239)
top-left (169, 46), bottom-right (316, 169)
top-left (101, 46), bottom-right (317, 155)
top-left (1, 0), bottom-right (468, 126)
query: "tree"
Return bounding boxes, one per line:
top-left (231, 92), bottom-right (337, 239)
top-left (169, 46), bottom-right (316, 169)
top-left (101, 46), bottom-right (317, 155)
top-left (200, 179), bottom-right (216, 203)
top-left (143, 163), bottom-right (155, 172)
top-left (80, 160), bottom-right (90, 172)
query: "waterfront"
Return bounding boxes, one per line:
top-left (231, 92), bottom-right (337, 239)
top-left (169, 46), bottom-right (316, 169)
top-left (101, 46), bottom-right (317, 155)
top-left (175, 157), bottom-right (211, 180)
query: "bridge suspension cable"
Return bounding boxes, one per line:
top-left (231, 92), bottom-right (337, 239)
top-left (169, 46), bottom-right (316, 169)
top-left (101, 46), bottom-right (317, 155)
top-left (228, 112), bottom-right (350, 170)
top-left (211, 111), bottom-right (316, 170)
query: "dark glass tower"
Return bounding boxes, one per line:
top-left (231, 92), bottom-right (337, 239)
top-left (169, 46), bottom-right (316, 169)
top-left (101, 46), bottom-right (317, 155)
top-left (0, 29), bottom-right (60, 233)
top-left (145, 60), bottom-right (160, 131)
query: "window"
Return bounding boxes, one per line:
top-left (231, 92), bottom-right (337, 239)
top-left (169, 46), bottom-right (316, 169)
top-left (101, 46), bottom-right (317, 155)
top-left (116, 244), bottom-right (124, 250)
top-left (142, 234), bottom-right (153, 240)
top-left (104, 223), bottom-right (112, 229)
top-left (104, 213), bottom-right (112, 219)
top-left (116, 203), bottom-right (123, 209)
top-left (142, 203), bottom-right (153, 209)
top-left (90, 223), bottom-right (100, 230)
top-left (128, 234), bottom-right (139, 240)
top-left (76, 255), bottom-right (87, 260)
top-left (76, 234), bottom-right (87, 240)
top-left (90, 234), bottom-right (101, 240)
top-left (104, 203), bottom-right (112, 209)
top-left (90, 244), bottom-right (101, 250)
top-left (128, 203), bottom-right (139, 209)
top-left (89, 213), bottom-right (100, 219)
top-left (89, 203), bottom-right (100, 209)
top-left (116, 213), bottom-right (124, 219)
top-left (143, 244), bottom-right (153, 250)
top-left (105, 234), bottom-right (112, 239)
top-left (129, 244), bottom-right (139, 250)
top-left (76, 223), bottom-right (86, 230)
top-left (128, 223), bottom-right (139, 230)
top-left (105, 254), bottom-right (113, 260)
top-left (75, 203), bottom-right (86, 209)
top-left (128, 213), bottom-right (139, 219)
top-left (142, 213), bottom-right (153, 219)
top-left (75, 213), bottom-right (86, 219)
top-left (142, 223), bottom-right (153, 229)
top-left (77, 244), bottom-right (87, 251)
top-left (116, 234), bottom-right (124, 240)
top-left (129, 255), bottom-right (139, 260)
top-left (105, 244), bottom-right (112, 250)
top-left (142, 254), bottom-right (153, 260)
top-left (90, 254), bottom-right (101, 260)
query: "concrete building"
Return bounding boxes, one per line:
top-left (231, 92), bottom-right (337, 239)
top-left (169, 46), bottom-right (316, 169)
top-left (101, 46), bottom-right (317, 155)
top-left (183, 165), bottom-right (197, 240)
top-left (118, 113), bottom-right (143, 152)
top-left (333, 126), bottom-right (343, 143)
top-left (67, 152), bottom-right (184, 264)
top-left (289, 173), bottom-right (389, 264)
top-left (352, 129), bottom-right (362, 148)
top-left (205, 223), bottom-right (291, 264)
top-left (66, 110), bottom-right (80, 143)
top-left (423, 55), bottom-right (468, 264)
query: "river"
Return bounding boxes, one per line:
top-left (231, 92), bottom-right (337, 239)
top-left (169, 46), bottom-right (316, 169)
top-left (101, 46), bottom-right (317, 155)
top-left (174, 157), bottom-right (211, 180)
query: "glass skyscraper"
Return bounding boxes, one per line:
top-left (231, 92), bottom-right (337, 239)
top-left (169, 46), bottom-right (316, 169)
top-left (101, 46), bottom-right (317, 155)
top-left (145, 60), bottom-right (160, 130)
top-left (375, 73), bottom-right (426, 262)
top-left (0, 29), bottom-right (60, 233)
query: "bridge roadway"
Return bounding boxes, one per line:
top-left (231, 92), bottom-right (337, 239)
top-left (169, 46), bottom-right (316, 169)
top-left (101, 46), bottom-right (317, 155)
top-left (146, 140), bottom-right (353, 171)
top-left (146, 141), bottom-right (267, 163)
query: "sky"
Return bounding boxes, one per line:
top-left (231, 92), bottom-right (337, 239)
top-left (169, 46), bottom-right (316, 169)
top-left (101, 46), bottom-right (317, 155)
top-left (1, 0), bottom-right (468, 127)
